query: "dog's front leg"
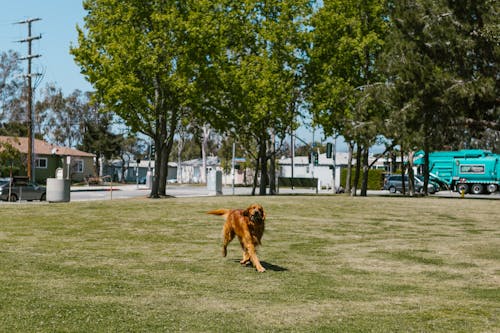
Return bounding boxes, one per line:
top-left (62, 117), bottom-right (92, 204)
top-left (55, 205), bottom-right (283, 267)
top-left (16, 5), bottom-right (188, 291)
top-left (245, 244), bottom-right (265, 273)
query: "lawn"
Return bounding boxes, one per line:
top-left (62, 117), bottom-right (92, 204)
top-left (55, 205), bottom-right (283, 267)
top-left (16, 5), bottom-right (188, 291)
top-left (0, 195), bottom-right (498, 332)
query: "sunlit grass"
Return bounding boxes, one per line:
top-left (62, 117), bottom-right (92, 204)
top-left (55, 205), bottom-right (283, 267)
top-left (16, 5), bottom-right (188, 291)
top-left (0, 196), bottom-right (498, 332)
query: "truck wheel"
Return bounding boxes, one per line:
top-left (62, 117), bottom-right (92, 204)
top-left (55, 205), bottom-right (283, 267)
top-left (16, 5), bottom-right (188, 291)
top-left (8, 194), bottom-right (18, 202)
top-left (456, 183), bottom-right (468, 194)
top-left (389, 186), bottom-right (396, 194)
top-left (486, 184), bottom-right (498, 194)
top-left (471, 184), bottom-right (483, 194)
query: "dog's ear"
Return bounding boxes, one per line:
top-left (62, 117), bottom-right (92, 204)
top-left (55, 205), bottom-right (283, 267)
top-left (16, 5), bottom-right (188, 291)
top-left (242, 209), bottom-right (250, 217)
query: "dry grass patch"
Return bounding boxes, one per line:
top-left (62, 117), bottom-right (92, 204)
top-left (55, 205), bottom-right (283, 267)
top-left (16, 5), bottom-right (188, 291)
top-left (0, 195), bottom-right (498, 332)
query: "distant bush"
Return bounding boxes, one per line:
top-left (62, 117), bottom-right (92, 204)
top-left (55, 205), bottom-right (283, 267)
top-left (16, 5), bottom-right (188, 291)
top-left (341, 168), bottom-right (385, 190)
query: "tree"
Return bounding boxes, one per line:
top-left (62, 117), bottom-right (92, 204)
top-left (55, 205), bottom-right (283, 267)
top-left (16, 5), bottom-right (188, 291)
top-left (446, 0), bottom-right (499, 151)
top-left (0, 122), bottom-right (29, 137)
top-left (306, 0), bottom-right (389, 196)
top-left (115, 134), bottom-right (146, 183)
top-left (78, 113), bottom-right (122, 178)
top-left (72, 0), bottom-right (219, 198)
top-left (206, 0), bottom-right (312, 195)
top-left (0, 139), bottom-right (24, 178)
top-left (380, 0), bottom-right (499, 192)
top-left (0, 51), bottom-right (24, 125)
top-left (36, 85), bottom-right (89, 147)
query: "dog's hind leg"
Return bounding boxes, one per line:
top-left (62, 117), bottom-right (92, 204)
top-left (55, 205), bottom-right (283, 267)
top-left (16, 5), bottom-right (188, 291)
top-left (237, 237), bottom-right (251, 265)
top-left (240, 251), bottom-right (251, 265)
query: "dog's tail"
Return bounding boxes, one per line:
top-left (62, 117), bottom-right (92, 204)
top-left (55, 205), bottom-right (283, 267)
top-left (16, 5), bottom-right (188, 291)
top-left (207, 209), bottom-right (230, 217)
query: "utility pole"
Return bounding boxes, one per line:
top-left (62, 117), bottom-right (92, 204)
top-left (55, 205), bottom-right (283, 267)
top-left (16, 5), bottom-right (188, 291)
top-left (16, 18), bottom-right (42, 182)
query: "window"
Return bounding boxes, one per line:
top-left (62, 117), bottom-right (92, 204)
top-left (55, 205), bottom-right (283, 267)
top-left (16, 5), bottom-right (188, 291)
top-left (460, 164), bottom-right (484, 174)
top-left (35, 158), bottom-right (48, 169)
top-left (73, 159), bottom-right (84, 173)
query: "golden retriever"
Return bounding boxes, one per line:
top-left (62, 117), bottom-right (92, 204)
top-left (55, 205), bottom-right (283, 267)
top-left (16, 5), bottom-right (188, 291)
top-left (207, 204), bottom-right (266, 272)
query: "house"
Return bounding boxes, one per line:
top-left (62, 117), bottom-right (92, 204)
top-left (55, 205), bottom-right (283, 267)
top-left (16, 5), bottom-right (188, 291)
top-left (103, 156), bottom-right (246, 185)
top-left (177, 156), bottom-right (220, 183)
top-left (278, 152), bottom-right (389, 190)
top-left (104, 159), bottom-right (176, 184)
top-left (0, 136), bottom-right (96, 183)
top-left (177, 156), bottom-right (253, 185)
top-left (222, 157), bottom-right (253, 186)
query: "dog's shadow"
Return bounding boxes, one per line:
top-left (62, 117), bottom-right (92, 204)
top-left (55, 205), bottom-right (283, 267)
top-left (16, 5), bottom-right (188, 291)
top-left (262, 261), bottom-right (288, 272)
top-left (232, 260), bottom-right (288, 272)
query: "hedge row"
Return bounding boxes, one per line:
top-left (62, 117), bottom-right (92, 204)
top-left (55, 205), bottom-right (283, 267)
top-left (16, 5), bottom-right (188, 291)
top-left (340, 168), bottom-right (386, 190)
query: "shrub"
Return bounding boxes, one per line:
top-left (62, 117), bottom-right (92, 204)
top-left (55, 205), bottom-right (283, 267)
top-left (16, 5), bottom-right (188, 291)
top-left (341, 168), bottom-right (385, 190)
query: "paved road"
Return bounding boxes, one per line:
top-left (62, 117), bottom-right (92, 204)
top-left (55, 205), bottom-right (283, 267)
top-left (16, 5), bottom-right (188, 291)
top-left (69, 184), bottom-right (322, 201)
top-left (69, 184), bottom-right (500, 201)
top-left (2, 184), bottom-right (498, 203)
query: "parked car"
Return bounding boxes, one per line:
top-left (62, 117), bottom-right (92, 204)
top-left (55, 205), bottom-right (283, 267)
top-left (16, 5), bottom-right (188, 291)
top-left (415, 175), bottom-right (441, 192)
top-left (383, 174), bottom-right (438, 194)
top-left (0, 178), bottom-right (46, 202)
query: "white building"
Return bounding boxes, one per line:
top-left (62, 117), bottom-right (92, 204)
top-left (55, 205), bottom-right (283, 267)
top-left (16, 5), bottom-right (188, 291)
top-left (177, 156), bottom-right (252, 185)
top-left (278, 152), bottom-right (388, 190)
top-left (177, 156), bottom-right (219, 183)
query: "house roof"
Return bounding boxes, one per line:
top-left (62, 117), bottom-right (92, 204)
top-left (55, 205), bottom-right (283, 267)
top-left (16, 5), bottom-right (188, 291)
top-left (279, 152), bottom-right (353, 166)
top-left (0, 136), bottom-right (95, 158)
top-left (108, 159), bottom-right (176, 168)
top-left (181, 156), bottom-right (220, 167)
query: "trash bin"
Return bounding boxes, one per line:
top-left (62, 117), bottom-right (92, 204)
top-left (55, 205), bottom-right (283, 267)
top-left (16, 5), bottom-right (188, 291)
top-left (46, 178), bottom-right (71, 202)
top-left (207, 170), bottom-right (223, 196)
top-left (145, 170), bottom-right (153, 189)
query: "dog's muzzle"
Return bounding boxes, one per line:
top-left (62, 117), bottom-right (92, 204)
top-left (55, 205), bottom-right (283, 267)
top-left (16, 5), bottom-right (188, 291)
top-left (251, 212), bottom-right (263, 223)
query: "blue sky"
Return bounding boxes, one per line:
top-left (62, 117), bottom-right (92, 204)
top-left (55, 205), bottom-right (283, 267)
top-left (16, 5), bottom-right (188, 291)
top-left (0, 0), bottom-right (91, 94)
top-left (0, 1), bottom-right (366, 152)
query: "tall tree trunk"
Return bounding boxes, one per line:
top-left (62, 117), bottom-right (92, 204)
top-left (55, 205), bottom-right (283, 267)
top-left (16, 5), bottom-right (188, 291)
top-left (150, 81), bottom-right (163, 198)
top-left (159, 113), bottom-right (177, 196)
top-left (159, 140), bottom-right (168, 196)
top-left (346, 141), bottom-right (353, 193)
top-left (120, 156), bottom-right (127, 183)
top-left (177, 137), bottom-right (184, 184)
top-left (150, 133), bottom-right (161, 198)
top-left (423, 137), bottom-right (430, 195)
top-left (251, 156), bottom-right (259, 196)
top-left (423, 149), bottom-right (430, 194)
top-left (201, 124), bottom-right (211, 184)
top-left (400, 148), bottom-right (406, 195)
top-left (352, 144), bottom-right (362, 196)
top-left (157, 111), bottom-right (168, 196)
top-left (269, 134), bottom-right (276, 195)
top-left (259, 137), bottom-right (268, 195)
top-left (407, 150), bottom-right (415, 196)
top-left (360, 147), bottom-right (369, 196)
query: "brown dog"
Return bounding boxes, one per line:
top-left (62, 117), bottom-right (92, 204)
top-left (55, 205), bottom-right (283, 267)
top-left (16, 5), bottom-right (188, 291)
top-left (207, 204), bottom-right (266, 272)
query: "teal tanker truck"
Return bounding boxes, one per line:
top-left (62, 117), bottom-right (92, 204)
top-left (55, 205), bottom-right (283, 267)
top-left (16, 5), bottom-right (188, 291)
top-left (414, 150), bottom-right (500, 194)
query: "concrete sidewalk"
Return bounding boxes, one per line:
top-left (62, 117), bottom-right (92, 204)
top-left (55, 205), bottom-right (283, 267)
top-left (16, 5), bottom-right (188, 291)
top-left (70, 183), bottom-right (327, 197)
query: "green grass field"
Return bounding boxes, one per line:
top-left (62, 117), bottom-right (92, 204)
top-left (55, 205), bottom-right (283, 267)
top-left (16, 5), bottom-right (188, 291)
top-left (0, 195), bottom-right (498, 332)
